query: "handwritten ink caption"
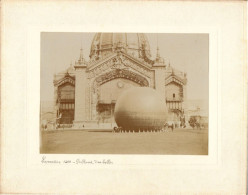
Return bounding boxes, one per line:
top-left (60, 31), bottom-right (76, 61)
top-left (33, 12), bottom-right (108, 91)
top-left (41, 156), bottom-right (113, 165)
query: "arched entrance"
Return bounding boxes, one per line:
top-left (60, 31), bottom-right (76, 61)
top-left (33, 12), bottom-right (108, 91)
top-left (91, 69), bottom-right (149, 121)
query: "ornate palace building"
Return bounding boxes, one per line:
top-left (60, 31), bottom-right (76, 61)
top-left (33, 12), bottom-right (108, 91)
top-left (53, 33), bottom-right (187, 128)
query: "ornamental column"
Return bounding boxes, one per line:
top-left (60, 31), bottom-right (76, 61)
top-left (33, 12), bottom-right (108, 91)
top-left (53, 85), bottom-right (58, 119)
top-left (153, 46), bottom-right (166, 102)
top-left (182, 74), bottom-right (188, 123)
top-left (153, 63), bottom-right (166, 103)
top-left (73, 63), bottom-right (87, 128)
top-left (53, 75), bottom-right (59, 127)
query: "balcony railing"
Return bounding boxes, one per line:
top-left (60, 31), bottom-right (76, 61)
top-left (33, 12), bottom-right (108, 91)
top-left (59, 99), bottom-right (75, 103)
top-left (166, 101), bottom-right (183, 110)
top-left (166, 97), bottom-right (183, 102)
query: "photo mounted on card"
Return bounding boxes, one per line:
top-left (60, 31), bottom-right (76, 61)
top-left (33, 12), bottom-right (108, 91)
top-left (2, 1), bottom-right (246, 194)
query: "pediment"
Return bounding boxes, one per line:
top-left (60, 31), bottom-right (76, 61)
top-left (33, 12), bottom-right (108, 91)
top-left (87, 52), bottom-right (154, 79)
top-left (54, 74), bottom-right (75, 87)
top-left (165, 75), bottom-right (186, 86)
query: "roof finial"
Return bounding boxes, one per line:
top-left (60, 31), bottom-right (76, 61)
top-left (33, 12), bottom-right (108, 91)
top-left (171, 67), bottom-right (175, 76)
top-left (78, 42), bottom-right (87, 66)
top-left (156, 34), bottom-right (160, 59)
top-left (155, 34), bottom-right (164, 64)
top-left (65, 69), bottom-right (70, 76)
top-left (79, 47), bottom-right (83, 61)
top-left (156, 46), bottom-right (160, 59)
top-left (78, 38), bottom-right (84, 62)
top-left (156, 34), bottom-right (158, 47)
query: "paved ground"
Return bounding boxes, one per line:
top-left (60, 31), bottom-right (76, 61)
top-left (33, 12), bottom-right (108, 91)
top-left (40, 128), bottom-right (208, 155)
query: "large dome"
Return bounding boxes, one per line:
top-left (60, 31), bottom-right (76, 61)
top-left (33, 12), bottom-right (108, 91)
top-left (90, 33), bottom-right (152, 60)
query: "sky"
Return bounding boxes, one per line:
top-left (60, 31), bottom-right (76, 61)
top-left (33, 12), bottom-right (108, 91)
top-left (41, 33), bottom-right (209, 102)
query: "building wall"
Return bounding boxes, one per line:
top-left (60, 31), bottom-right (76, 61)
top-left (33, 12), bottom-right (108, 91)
top-left (54, 56), bottom-right (186, 127)
top-left (99, 78), bottom-right (140, 103)
top-left (165, 82), bottom-right (183, 100)
top-left (59, 84), bottom-right (75, 99)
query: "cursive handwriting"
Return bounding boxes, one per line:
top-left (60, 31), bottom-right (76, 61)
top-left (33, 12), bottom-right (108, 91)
top-left (41, 156), bottom-right (113, 165)
top-left (41, 156), bottom-right (61, 164)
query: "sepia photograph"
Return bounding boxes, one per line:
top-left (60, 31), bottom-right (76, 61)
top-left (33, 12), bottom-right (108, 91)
top-left (2, 1), bottom-right (247, 194)
top-left (40, 32), bottom-right (209, 155)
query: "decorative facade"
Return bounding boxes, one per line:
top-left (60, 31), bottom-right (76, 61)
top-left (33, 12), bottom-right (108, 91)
top-left (53, 33), bottom-right (187, 128)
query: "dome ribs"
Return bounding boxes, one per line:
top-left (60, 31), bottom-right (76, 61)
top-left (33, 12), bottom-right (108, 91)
top-left (90, 33), bottom-right (154, 64)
